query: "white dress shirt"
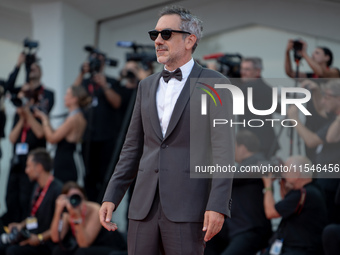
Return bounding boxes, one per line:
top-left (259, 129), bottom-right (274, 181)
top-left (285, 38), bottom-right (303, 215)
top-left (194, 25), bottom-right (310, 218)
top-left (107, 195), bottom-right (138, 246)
top-left (156, 58), bottom-right (194, 137)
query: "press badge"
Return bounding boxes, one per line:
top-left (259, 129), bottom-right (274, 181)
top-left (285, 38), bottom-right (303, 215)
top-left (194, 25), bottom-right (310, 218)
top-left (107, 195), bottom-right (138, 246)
top-left (26, 217), bottom-right (38, 230)
top-left (15, 143), bottom-right (29, 155)
top-left (269, 239), bottom-right (283, 255)
top-left (92, 97), bottom-right (98, 107)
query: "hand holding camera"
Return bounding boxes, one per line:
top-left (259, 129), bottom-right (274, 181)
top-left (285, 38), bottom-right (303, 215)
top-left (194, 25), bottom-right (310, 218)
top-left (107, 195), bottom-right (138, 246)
top-left (56, 194), bottom-right (83, 218)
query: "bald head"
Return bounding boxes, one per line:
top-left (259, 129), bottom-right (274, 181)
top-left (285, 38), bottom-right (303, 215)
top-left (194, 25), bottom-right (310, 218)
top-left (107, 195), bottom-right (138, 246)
top-left (285, 155), bottom-right (313, 179)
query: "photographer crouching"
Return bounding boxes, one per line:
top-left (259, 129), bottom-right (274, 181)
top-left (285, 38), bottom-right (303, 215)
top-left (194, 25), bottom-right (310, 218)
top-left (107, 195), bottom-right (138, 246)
top-left (1, 47), bottom-right (54, 226)
top-left (0, 148), bottom-right (62, 255)
top-left (50, 181), bottom-right (126, 255)
top-left (262, 156), bottom-right (327, 255)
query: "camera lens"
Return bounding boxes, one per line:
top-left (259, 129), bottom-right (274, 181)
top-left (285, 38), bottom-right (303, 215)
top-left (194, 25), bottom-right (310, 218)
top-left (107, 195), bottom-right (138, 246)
top-left (69, 194), bottom-right (82, 208)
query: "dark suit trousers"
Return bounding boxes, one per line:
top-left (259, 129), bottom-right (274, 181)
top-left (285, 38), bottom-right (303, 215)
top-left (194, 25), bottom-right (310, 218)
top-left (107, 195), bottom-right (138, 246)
top-left (127, 189), bottom-right (206, 255)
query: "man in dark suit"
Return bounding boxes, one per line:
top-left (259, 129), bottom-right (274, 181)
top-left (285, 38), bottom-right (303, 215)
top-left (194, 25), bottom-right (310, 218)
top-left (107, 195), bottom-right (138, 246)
top-left (99, 6), bottom-right (235, 254)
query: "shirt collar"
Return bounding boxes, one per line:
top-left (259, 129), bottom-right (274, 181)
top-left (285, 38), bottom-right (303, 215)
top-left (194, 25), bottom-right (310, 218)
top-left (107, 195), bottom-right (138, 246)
top-left (164, 58), bottom-right (194, 81)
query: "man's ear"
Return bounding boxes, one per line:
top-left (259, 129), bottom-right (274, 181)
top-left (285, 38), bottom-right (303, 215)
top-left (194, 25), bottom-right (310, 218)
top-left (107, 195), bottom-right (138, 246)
top-left (35, 162), bottom-right (44, 174)
top-left (185, 34), bottom-right (197, 51)
top-left (255, 68), bottom-right (261, 77)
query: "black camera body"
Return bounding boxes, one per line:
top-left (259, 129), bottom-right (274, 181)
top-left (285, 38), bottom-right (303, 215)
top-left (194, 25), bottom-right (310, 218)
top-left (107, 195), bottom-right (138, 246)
top-left (126, 52), bottom-right (157, 71)
top-left (293, 40), bottom-right (303, 61)
top-left (62, 194), bottom-right (82, 214)
top-left (0, 227), bottom-right (30, 245)
top-left (24, 38), bottom-right (39, 49)
top-left (293, 40), bottom-right (303, 52)
top-left (84, 46), bottom-right (118, 76)
top-left (117, 41), bottom-right (156, 71)
top-left (23, 38), bottom-right (39, 83)
top-left (218, 54), bottom-right (243, 78)
top-left (10, 87), bottom-right (41, 109)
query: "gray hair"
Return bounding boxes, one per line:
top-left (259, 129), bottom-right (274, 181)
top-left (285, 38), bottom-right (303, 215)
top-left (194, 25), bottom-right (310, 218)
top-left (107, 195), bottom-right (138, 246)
top-left (322, 79), bottom-right (340, 96)
top-left (242, 57), bottom-right (263, 70)
top-left (160, 6), bottom-right (203, 53)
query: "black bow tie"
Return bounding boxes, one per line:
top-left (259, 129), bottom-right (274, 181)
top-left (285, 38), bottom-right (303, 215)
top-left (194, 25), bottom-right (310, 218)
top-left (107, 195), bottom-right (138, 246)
top-left (161, 68), bottom-right (182, 83)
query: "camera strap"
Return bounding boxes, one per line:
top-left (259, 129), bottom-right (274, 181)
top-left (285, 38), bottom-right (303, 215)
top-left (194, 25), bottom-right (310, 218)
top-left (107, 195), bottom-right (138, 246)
top-left (294, 188), bottom-right (306, 215)
top-left (31, 175), bottom-right (54, 217)
top-left (69, 204), bottom-right (87, 236)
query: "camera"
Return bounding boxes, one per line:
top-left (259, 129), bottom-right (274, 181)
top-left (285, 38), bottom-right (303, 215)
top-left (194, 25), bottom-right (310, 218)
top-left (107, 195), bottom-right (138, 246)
top-left (62, 194), bottom-right (82, 214)
top-left (69, 194), bottom-right (82, 208)
top-left (293, 40), bottom-right (303, 61)
top-left (203, 53), bottom-right (242, 78)
top-left (10, 88), bottom-right (40, 108)
top-left (84, 46), bottom-right (118, 76)
top-left (293, 40), bottom-right (303, 52)
top-left (0, 227), bottom-right (30, 245)
top-left (22, 38), bottom-right (40, 83)
top-left (23, 38), bottom-right (39, 49)
top-left (217, 54), bottom-right (243, 78)
top-left (117, 41), bottom-right (156, 71)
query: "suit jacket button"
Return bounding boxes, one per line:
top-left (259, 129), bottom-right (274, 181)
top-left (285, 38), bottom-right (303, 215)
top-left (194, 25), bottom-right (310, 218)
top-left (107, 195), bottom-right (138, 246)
top-left (155, 169), bottom-right (159, 173)
top-left (161, 144), bottom-right (167, 149)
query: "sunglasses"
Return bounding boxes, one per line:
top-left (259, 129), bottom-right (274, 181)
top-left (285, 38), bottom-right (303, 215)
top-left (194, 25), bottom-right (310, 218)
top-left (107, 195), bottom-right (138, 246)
top-left (148, 29), bottom-right (191, 41)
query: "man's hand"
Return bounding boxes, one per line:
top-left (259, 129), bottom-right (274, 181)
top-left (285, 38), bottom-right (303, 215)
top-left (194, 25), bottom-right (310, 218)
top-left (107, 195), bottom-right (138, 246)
top-left (81, 62), bottom-right (90, 75)
top-left (17, 53), bottom-right (26, 67)
top-left (286, 39), bottom-right (294, 52)
top-left (300, 40), bottom-right (308, 57)
top-left (19, 234), bottom-right (40, 246)
top-left (16, 107), bottom-right (26, 119)
top-left (34, 108), bottom-right (48, 122)
top-left (202, 210), bottom-right (225, 242)
top-left (99, 202), bottom-right (118, 231)
top-left (8, 222), bottom-right (23, 232)
top-left (93, 73), bottom-right (107, 88)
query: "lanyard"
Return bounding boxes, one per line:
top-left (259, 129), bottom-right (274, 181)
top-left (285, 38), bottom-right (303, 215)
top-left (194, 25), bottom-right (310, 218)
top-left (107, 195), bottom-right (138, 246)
top-left (31, 175), bottom-right (54, 217)
top-left (70, 204), bottom-right (87, 236)
top-left (21, 125), bottom-right (30, 143)
top-left (88, 83), bottom-right (99, 95)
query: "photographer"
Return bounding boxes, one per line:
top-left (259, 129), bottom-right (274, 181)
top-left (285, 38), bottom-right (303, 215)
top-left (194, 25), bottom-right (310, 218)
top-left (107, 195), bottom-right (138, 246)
top-left (0, 148), bottom-right (62, 255)
top-left (285, 40), bottom-right (340, 79)
top-left (287, 79), bottom-right (340, 223)
top-left (205, 130), bottom-right (272, 255)
top-left (6, 52), bottom-right (54, 113)
top-left (73, 52), bottom-right (124, 202)
top-left (285, 40), bottom-right (338, 162)
top-left (1, 51), bottom-right (54, 226)
top-left (262, 156), bottom-right (327, 255)
top-left (50, 181), bottom-right (126, 255)
top-left (239, 57), bottom-right (279, 158)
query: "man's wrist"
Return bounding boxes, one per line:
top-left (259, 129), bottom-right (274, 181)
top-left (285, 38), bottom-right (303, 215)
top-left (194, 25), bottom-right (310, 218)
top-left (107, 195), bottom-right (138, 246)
top-left (103, 83), bottom-right (111, 91)
top-left (263, 187), bottom-right (273, 194)
top-left (37, 233), bottom-right (44, 243)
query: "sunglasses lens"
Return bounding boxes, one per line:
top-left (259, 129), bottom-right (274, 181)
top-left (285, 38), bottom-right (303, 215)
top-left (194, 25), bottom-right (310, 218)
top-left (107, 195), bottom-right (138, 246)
top-left (161, 30), bottom-right (172, 40)
top-left (149, 31), bottom-right (158, 41)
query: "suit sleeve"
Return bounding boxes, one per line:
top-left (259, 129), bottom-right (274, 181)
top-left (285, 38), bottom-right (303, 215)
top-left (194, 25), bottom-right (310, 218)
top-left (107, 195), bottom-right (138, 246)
top-left (205, 76), bottom-right (235, 218)
top-left (102, 81), bottom-right (144, 208)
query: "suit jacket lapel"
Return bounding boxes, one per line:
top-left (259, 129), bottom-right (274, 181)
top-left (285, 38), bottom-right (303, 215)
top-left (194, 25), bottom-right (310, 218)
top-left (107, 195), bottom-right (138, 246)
top-left (149, 72), bottom-right (163, 141)
top-left (163, 62), bottom-right (203, 140)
